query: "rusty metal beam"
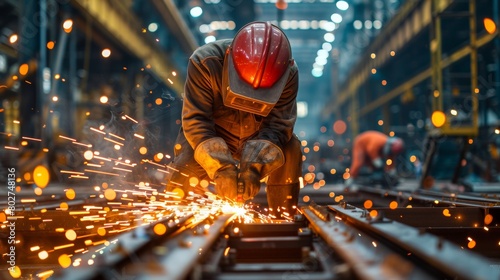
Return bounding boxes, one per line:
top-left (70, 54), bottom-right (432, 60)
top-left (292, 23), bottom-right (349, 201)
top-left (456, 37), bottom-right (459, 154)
top-left (71, 0), bottom-right (184, 95)
top-left (322, 0), bottom-right (452, 119)
top-left (356, 31), bottom-right (496, 119)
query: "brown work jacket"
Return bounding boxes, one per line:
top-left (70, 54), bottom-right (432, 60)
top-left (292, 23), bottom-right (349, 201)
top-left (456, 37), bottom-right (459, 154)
top-left (181, 39), bottom-right (299, 157)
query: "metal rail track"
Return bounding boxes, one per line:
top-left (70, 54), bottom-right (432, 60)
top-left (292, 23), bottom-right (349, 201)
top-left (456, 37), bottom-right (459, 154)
top-left (39, 204), bottom-right (500, 280)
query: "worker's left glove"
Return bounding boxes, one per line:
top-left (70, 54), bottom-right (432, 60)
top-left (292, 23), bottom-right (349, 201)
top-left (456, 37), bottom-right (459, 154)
top-left (239, 140), bottom-right (285, 200)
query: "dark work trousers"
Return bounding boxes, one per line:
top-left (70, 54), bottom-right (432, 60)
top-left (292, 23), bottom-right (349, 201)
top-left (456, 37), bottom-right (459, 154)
top-left (165, 132), bottom-right (303, 217)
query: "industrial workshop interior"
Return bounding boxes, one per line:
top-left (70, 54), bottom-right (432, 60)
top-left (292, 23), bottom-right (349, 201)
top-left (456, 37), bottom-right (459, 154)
top-left (2, 0), bottom-right (500, 279)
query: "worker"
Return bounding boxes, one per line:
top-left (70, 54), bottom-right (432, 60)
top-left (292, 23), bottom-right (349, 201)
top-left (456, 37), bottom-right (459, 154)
top-left (165, 21), bottom-right (302, 217)
top-left (345, 131), bottom-right (404, 188)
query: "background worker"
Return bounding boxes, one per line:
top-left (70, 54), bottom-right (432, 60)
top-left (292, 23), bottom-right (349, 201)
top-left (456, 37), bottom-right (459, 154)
top-left (345, 130), bottom-right (404, 188)
top-left (165, 21), bottom-right (302, 217)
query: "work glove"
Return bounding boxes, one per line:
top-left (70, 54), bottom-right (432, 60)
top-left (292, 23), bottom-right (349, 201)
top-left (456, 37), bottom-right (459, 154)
top-left (239, 140), bottom-right (285, 201)
top-left (237, 165), bottom-right (261, 201)
top-left (194, 137), bottom-right (238, 200)
top-left (214, 164), bottom-right (238, 199)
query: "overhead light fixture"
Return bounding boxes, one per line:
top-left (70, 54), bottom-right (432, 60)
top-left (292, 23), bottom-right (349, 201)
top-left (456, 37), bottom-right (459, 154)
top-left (336, 0), bottom-right (349, 10)
top-left (190, 6), bottom-right (203, 18)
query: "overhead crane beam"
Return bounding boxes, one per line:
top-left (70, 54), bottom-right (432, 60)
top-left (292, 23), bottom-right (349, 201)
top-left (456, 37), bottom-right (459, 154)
top-left (71, 0), bottom-right (185, 95)
top-left (356, 31), bottom-right (496, 124)
top-left (322, 0), bottom-right (452, 120)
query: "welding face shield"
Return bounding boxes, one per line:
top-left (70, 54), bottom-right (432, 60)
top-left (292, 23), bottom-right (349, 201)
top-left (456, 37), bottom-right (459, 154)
top-left (222, 21), bottom-right (293, 117)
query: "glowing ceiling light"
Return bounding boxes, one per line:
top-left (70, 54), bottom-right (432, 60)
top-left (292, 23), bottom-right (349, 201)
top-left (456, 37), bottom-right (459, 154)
top-left (311, 68), bottom-right (323, 77)
top-left (199, 24), bottom-right (210, 33)
top-left (373, 20), bottom-right (382, 29)
top-left (313, 63), bottom-right (324, 70)
top-left (315, 56), bottom-right (328, 65)
top-left (317, 49), bottom-right (329, 58)
top-left (331, 13), bottom-right (342, 24)
top-left (365, 20), bottom-right (373, 29)
top-left (353, 20), bottom-right (363, 30)
top-left (190, 6), bottom-right (203, 18)
top-left (322, 42), bottom-right (332, 51)
top-left (324, 22), bottom-right (336, 31)
top-left (336, 0), bottom-right (349, 10)
top-left (324, 33), bottom-right (335, 42)
top-left (148, 23), bottom-right (158, 32)
top-left (205, 35), bottom-right (216, 44)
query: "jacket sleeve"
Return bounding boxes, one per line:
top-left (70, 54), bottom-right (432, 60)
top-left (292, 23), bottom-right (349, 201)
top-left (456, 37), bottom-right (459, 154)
top-left (182, 58), bottom-right (218, 150)
top-left (254, 67), bottom-right (299, 148)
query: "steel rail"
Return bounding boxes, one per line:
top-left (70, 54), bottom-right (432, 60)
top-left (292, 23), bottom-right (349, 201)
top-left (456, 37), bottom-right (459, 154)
top-left (328, 203), bottom-right (500, 280)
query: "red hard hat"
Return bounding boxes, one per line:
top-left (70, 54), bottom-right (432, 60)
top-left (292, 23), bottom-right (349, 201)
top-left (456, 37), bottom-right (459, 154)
top-left (223, 21), bottom-right (293, 116)
top-left (389, 137), bottom-right (404, 155)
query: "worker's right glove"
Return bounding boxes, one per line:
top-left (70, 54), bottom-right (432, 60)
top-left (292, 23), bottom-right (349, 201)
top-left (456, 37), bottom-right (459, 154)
top-left (194, 137), bottom-right (238, 200)
top-left (239, 140), bottom-right (285, 200)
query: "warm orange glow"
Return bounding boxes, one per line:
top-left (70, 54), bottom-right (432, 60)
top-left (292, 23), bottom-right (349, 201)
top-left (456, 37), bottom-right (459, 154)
top-left (363, 200), bottom-right (373, 209)
top-left (83, 150), bottom-right (94, 160)
top-left (100, 96), bottom-right (108, 103)
top-left (65, 229), bottom-right (77, 241)
top-left (19, 64), bottom-right (29, 75)
top-left (485, 214), bottom-right (493, 225)
top-left (431, 111), bottom-right (446, 127)
top-left (60, 202), bottom-right (68, 210)
top-left (303, 195), bottom-right (310, 203)
top-left (468, 239), bottom-right (476, 249)
top-left (171, 187), bottom-right (185, 199)
top-left (333, 120), bottom-right (347, 135)
top-left (139, 147), bottom-right (148, 155)
top-left (389, 201), bottom-right (398, 209)
top-left (34, 187), bottom-right (43, 195)
top-left (97, 227), bottom-right (106, 236)
top-left (369, 210), bottom-right (378, 218)
top-left (443, 209), bottom-right (451, 217)
top-left (0, 213), bottom-right (6, 222)
top-left (101, 48), bottom-right (111, 58)
top-left (33, 165), bottom-right (50, 188)
top-left (65, 189), bottom-right (76, 200)
top-left (58, 254), bottom-right (72, 268)
top-left (154, 223), bottom-right (167, 235)
top-left (189, 177), bottom-right (199, 187)
top-left (484, 18), bottom-right (497, 34)
top-left (63, 19), bottom-right (73, 33)
top-left (276, 0), bottom-right (288, 9)
top-left (9, 266), bottom-right (21, 278)
top-left (38, 250), bottom-right (49, 260)
top-left (47, 41), bottom-right (55, 49)
top-left (104, 189), bottom-right (117, 200)
top-left (9, 34), bottom-right (18, 44)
